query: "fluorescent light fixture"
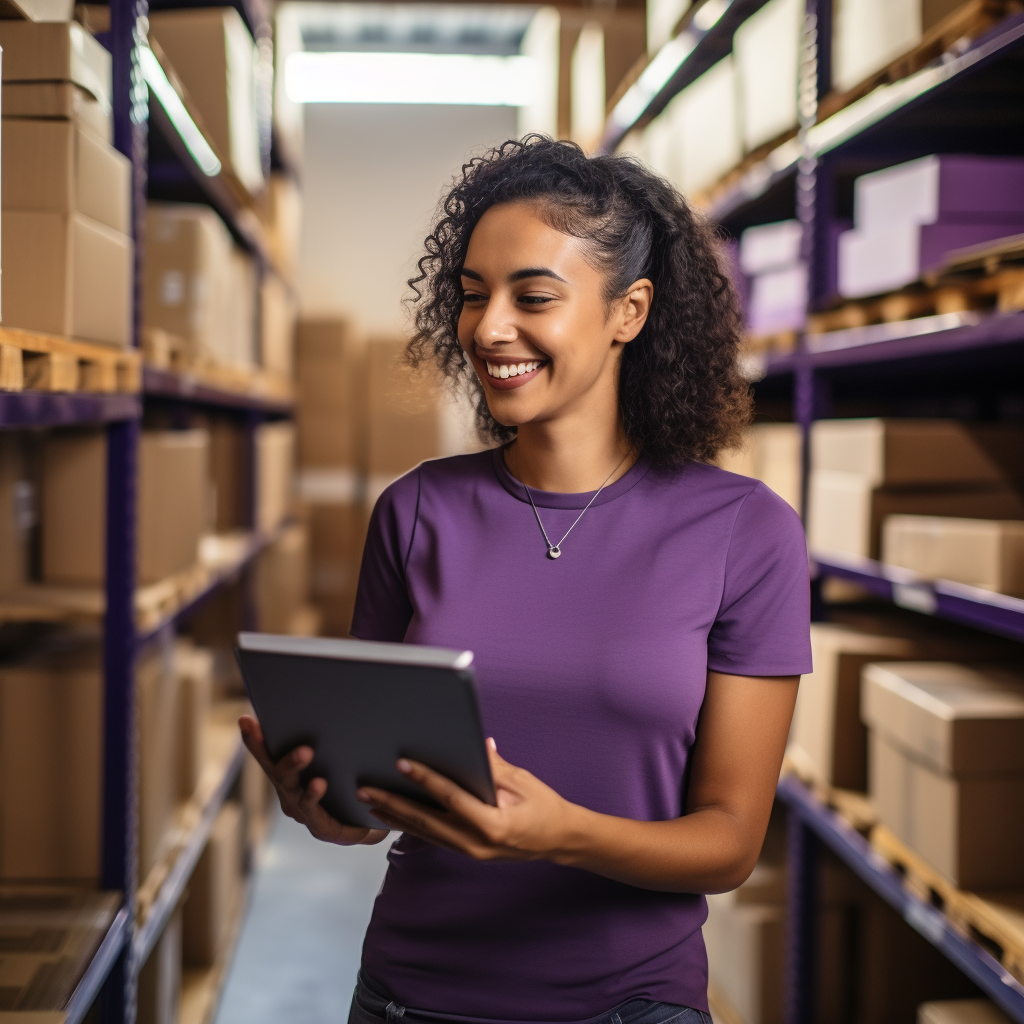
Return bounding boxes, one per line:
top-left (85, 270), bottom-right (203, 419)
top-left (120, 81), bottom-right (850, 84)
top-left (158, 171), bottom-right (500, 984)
top-left (140, 46), bottom-right (222, 176)
top-left (608, 32), bottom-right (696, 130)
top-left (285, 51), bottom-right (541, 106)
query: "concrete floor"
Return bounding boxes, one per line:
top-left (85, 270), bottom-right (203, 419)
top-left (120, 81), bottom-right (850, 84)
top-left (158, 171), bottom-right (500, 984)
top-left (214, 808), bottom-right (392, 1024)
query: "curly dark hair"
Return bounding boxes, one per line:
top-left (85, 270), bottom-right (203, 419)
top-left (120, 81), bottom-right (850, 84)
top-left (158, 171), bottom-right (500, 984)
top-left (406, 135), bottom-right (751, 467)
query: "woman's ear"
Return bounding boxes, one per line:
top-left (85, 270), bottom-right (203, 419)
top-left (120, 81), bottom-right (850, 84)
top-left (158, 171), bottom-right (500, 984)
top-left (614, 279), bottom-right (654, 343)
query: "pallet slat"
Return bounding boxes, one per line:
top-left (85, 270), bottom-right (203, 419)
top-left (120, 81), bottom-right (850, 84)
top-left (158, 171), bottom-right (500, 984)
top-left (0, 327), bottom-right (140, 395)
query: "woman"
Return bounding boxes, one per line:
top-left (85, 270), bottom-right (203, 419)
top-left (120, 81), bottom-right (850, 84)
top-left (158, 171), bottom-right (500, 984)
top-left (241, 136), bottom-right (811, 1024)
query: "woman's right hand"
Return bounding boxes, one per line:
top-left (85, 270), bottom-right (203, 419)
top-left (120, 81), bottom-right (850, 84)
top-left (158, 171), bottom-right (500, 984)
top-left (239, 715), bottom-right (390, 847)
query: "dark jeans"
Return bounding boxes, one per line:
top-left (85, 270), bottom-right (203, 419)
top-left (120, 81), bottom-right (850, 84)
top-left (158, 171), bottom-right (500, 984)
top-left (347, 971), bottom-right (714, 1024)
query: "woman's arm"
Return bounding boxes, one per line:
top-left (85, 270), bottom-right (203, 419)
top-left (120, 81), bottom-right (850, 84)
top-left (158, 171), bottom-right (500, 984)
top-left (358, 671), bottom-right (798, 893)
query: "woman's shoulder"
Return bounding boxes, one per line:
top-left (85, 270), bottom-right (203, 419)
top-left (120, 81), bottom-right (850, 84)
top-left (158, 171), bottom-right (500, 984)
top-left (375, 450), bottom-right (496, 511)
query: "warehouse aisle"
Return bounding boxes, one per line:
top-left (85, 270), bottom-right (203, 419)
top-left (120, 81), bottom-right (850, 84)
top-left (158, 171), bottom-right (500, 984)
top-left (214, 808), bottom-right (392, 1024)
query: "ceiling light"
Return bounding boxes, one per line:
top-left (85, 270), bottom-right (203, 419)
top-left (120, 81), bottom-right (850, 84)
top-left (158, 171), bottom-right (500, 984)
top-left (285, 51), bottom-right (541, 105)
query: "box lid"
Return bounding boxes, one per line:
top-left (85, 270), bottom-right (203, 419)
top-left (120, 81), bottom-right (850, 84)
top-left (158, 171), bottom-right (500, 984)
top-left (862, 662), bottom-right (1024, 775)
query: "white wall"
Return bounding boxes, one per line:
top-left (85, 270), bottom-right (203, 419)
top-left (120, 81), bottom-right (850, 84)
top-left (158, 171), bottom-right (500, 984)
top-left (298, 103), bottom-right (519, 335)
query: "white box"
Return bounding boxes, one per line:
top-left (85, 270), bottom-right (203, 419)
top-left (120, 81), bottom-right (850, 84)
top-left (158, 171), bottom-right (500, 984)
top-left (920, 1001), bottom-right (1014, 1024)
top-left (739, 219), bottom-right (803, 275)
top-left (678, 56), bottom-right (742, 195)
top-left (734, 0), bottom-right (802, 152)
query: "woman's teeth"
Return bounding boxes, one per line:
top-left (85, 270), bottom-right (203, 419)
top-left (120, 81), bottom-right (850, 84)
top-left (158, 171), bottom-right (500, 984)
top-left (485, 360), bottom-right (541, 379)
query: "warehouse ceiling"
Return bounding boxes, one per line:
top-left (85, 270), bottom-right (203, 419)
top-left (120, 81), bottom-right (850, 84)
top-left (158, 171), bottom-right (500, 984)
top-left (295, 3), bottom-right (536, 54)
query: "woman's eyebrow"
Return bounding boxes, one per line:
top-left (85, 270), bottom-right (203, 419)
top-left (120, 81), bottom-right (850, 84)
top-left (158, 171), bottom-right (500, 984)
top-left (461, 268), bottom-right (484, 281)
top-left (508, 267), bottom-right (567, 283)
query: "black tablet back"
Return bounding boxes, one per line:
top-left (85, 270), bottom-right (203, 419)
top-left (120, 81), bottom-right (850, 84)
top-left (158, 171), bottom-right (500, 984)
top-left (235, 633), bottom-right (495, 828)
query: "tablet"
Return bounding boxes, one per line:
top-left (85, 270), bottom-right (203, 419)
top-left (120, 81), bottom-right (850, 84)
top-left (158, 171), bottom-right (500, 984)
top-left (234, 632), bottom-right (496, 828)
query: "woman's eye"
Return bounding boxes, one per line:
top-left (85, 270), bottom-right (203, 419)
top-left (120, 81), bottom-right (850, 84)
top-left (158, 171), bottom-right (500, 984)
top-left (519, 294), bottom-right (554, 306)
top-left (462, 291), bottom-right (486, 302)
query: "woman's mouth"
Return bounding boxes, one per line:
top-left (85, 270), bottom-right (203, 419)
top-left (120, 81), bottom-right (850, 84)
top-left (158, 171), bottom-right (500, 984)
top-left (481, 358), bottom-right (547, 390)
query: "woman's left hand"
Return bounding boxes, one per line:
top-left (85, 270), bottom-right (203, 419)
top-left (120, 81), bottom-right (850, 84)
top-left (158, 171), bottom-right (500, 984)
top-left (356, 739), bottom-right (577, 861)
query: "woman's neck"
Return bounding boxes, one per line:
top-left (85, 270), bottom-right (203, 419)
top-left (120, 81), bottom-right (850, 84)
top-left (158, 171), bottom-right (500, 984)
top-left (505, 418), bottom-right (636, 494)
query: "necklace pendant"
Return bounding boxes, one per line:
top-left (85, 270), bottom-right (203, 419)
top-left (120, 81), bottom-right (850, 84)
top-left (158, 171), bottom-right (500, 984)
top-left (547, 545), bottom-right (561, 559)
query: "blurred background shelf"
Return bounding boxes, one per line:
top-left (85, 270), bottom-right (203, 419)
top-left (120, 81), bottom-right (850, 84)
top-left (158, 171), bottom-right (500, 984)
top-left (777, 775), bottom-right (1024, 1022)
top-left (812, 551), bottom-right (1024, 642)
top-left (143, 365), bottom-right (294, 415)
top-left (134, 702), bottom-right (248, 968)
top-left (64, 903), bottom-right (132, 1024)
top-left (0, 391), bottom-right (142, 427)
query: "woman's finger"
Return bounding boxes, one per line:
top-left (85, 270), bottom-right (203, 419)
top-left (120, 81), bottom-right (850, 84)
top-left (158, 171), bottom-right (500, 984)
top-left (274, 745), bottom-right (315, 792)
top-left (368, 807), bottom-right (470, 855)
top-left (396, 760), bottom-right (494, 823)
top-left (238, 717), bottom-right (277, 777)
top-left (358, 786), bottom-right (481, 849)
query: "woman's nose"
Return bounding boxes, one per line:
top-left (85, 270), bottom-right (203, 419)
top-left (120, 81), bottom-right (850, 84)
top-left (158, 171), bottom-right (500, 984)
top-left (475, 298), bottom-right (517, 344)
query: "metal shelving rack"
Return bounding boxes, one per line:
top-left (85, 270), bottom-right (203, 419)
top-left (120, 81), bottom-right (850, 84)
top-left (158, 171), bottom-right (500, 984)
top-left (0, 0), bottom-right (293, 1019)
top-left (603, 3), bottom-right (1024, 1023)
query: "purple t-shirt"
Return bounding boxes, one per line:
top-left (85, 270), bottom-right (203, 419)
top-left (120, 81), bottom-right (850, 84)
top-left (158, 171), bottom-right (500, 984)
top-left (351, 448), bottom-right (812, 1023)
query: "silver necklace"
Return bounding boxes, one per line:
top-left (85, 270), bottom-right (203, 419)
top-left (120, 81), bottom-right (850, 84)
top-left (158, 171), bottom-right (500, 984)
top-left (514, 449), bottom-right (630, 559)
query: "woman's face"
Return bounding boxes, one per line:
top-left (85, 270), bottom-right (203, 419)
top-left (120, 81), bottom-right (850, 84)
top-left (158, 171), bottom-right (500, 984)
top-left (457, 202), bottom-right (651, 430)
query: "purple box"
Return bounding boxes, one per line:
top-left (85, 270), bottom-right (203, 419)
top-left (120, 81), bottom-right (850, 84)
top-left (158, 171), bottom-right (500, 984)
top-left (855, 155), bottom-right (1024, 230)
top-left (838, 220), bottom-right (1024, 299)
top-left (747, 263), bottom-right (808, 336)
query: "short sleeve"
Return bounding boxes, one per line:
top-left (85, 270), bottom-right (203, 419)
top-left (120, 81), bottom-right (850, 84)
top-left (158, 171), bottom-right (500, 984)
top-left (350, 470), bottom-right (421, 642)
top-left (707, 482), bottom-right (813, 677)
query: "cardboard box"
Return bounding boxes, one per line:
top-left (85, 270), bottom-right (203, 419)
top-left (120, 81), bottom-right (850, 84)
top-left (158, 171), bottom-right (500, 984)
top-left (733, 0), bottom-right (802, 152)
top-left (920, 1002), bottom-right (1014, 1024)
top-left (255, 522), bottom-right (310, 634)
top-left (175, 640), bottom-right (213, 801)
top-left (882, 515), bottom-right (1024, 595)
top-left (137, 905), bottom-right (182, 1024)
top-left (807, 470), bottom-right (1024, 559)
top-left (864, 662), bottom-right (1024, 888)
top-left (0, 436), bottom-right (29, 593)
top-left (138, 648), bottom-right (179, 882)
top-left (242, 748), bottom-right (274, 848)
top-left (307, 498), bottom-right (367, 637)
top-left (144, 203), bottom-right (236, 366)
top-left (42, 429), bottom-right (210, 585)
top-left (255, 422), bottom-right (295, 535)
top-left (273, 6), bottom-right (304, 174)
top-left (138, 430), bottom-right (210, 583)
top-left (260, 273), bottom-right (297, 378)
top-left (2, 119), bottom-right (130, 233)
top-left (226, 246), bottom-right (258, 370)
top-left (677, 56), bottom-right (742, 196)
top-left (3, 81), bottom-right (111, 142)
top-left (0, 635), bottom-right (102, 880)
top-left (810, 418), bottom-right (1024, 488)
top-left (148, 8), bottom-right (264, 197)
top-left (367, 339), bottom-right (441, 477)
top-left (718, 423), bottom-right (802, 513)
top-left (296, 320), bottom-right (365, 469)
top-left (183, 801), bottom-right (244, 967)
top-left (838, 220), bottom-right (1024, 298)
top-left (2, 210), bottom-right (132, 346)
top-left (790, 623), bottom-right (919, 790)
top-left (0, 0), bottom-right (73, 20)
top-left (853, 155), bottom-right (1024, 230)
top-left (258, 173), bottom-right (303, 278)
top-left (831, 0), bottom-right (966, 94)
top-left (205, 415), bottom-right (247, 531)
top-left (0, 21), bottom-right (111, 109)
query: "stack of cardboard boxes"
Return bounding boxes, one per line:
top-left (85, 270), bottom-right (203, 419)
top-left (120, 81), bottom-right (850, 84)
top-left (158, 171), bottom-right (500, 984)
top-left (807, 418), bottom-right (1024, 561)
top-left (0, 21), bottom-right (132, 346)
top-left (717, 422), bottom-right (802, 513)
top-left (295, 321), bottom-right (447, 636)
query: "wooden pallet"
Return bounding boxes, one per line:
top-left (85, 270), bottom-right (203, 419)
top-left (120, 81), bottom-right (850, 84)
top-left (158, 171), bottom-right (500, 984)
top-left (144, 328), bottom-right (294, 404)
top-left (0, 326), bottom-right (141, 393)
top-left (744, 329), bottom-right (799, 357)
top-left (694, 127), bottom-right (799, 211)
top-left (818, 0), bottom-right (1024, 121)
top-left (871, 825), bottom-right (1024, 985)
top-left (781, 753), bottom-right (879, 834)
top-left (807, 266), bottom-right (1024, 334)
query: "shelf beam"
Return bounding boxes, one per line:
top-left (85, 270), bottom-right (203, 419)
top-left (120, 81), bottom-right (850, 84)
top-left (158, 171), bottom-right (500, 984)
top-left (0, 392), bottom-right (141, 428)
top-left (64, 905), bottom-right (132, 1024)
top-left (777, 776), bottom-right (1024, 1023)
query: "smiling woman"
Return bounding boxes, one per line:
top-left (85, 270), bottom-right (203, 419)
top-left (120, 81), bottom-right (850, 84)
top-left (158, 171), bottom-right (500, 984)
top-left (240, 135), bottom-right (812, 1024)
